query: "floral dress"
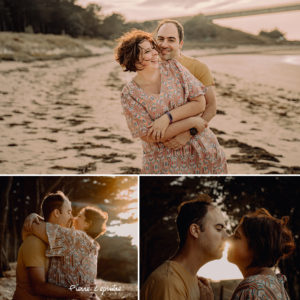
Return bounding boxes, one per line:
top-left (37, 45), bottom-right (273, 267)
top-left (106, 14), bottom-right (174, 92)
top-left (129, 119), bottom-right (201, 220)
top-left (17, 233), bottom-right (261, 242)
top-left (121, 59), bottom-right (227, 174)
top-left (45, 223), bottom-right (99, 297)
top-left (231, 274), bottom-right (290, 299)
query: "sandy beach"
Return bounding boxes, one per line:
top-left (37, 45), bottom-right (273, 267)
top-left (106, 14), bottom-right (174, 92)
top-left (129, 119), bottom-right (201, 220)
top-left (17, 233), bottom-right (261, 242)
top-left (0, 263), bottom-right (137, 300)
top-left (0, 44), bottom-right (299, 174)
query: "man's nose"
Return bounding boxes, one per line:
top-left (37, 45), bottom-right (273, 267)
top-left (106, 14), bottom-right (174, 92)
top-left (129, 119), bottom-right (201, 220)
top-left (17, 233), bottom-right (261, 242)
top-left (223, 230), bottom-right (229, 239)
top-left (160, 39), bottom-right (168, 48)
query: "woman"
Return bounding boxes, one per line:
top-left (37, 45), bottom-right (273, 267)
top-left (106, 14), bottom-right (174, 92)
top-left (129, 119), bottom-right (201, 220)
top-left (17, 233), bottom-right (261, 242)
top-left (228, 208), bottom-right (295, 299)
top-left (23, 206), bottom-right (108, 298)
top-left (115, 29), bottom-right (227, 174)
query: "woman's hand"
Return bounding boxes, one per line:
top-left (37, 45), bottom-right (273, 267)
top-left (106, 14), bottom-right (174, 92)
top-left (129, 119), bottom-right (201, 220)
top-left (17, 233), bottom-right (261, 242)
top-left (192, 117), bottom-right (208, 134)
top-left (198, 276), bottom-right (214, 300)
top-left (163, 131), bottom-right (191, 150)
top-left (23, 213), bottom-right (44, 232)
top-left (74, 290), bottom-right (94, 299)
top-left (147, 114), bottom-right (170, 141)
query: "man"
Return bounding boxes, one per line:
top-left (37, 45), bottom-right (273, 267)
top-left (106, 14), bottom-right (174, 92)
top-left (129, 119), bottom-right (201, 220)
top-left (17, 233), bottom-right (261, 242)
top-left (13, 191), bottom-right (89, 299)
top-left (154, 19), bottom-right (217, 149)
top-left (141, 195), bottom-right (227, 300)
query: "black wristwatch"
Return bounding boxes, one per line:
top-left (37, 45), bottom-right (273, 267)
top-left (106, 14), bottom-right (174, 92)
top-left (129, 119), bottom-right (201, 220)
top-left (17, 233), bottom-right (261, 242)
top-left (190, 127), bottom-right (198, 136)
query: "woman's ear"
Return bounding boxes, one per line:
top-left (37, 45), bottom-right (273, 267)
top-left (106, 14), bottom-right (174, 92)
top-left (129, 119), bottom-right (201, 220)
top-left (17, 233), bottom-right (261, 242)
top-left (84, 218), bottom-right (91, 231)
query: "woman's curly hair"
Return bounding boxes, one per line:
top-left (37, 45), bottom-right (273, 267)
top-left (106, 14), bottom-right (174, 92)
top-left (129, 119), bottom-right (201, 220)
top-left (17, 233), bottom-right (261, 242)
top-left (115, 29), bottom-right (158, 72)
top-left (240, 208), bottom-right (295, 268)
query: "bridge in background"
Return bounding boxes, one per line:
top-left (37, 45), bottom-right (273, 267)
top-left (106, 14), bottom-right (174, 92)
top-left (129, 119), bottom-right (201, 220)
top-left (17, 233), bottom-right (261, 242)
top-left (205, 3), bottom-right (300, 20)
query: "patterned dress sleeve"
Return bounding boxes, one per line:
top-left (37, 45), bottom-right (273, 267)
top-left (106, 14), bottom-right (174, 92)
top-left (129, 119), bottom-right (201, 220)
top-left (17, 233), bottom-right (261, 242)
top-left (231, 287), bottom-right (260, 300)
top-left (121, 84), bottom-right (153, 138)
top-left (170, 59), bottom-right (207, 99)
top-left (45, 223), bottom-right (99, 258)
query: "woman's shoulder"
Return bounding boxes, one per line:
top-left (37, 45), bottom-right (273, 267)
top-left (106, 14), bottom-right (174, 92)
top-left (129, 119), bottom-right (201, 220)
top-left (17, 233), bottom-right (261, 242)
top-left (232, 274), bottom-right (288, 299)
top-left (241, 274), bottom-right (286, 284)
top-left (121, 80), bottom-right (134, 95)
top-left (76, 229), bottom-right (100, 251)
top-left (121, 79), bottom-right (142, 100)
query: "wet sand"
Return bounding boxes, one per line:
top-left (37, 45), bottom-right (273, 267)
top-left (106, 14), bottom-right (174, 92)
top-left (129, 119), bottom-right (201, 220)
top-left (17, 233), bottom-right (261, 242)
top-left (0, 45), bottom-right (299, 174)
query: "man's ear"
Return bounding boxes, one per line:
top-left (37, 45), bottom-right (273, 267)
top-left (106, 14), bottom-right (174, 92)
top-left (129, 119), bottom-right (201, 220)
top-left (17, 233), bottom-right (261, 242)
top-left (189, 223), bottom-right (200, 239)
top-left (179, 40), bottom-right (184, 50)
top-left (52, 208), bottom-right (60, 218)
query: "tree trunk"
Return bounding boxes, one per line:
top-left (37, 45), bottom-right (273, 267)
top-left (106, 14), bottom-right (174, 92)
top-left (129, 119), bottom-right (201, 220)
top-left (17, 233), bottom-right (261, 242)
top-left (0, 177), bottom-right (13, 277)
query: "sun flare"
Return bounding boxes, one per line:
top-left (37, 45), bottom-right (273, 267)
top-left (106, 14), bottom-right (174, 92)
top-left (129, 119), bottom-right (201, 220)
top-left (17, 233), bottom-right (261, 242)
top-left (197, 242), bottom-right (242, 281)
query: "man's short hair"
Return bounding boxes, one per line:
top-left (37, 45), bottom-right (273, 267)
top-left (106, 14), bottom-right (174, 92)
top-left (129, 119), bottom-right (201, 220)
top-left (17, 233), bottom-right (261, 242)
top-left (176, 194), bottom-right (213, 249)
top-left (154, 19), bottom-right (184, 42)
top-left (41, 191), bottom-right (68, 221)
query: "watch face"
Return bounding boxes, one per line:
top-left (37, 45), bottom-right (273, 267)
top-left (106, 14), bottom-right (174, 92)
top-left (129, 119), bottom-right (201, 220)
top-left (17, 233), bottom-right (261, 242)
top-left (190, 128), bottom-right (198, 136)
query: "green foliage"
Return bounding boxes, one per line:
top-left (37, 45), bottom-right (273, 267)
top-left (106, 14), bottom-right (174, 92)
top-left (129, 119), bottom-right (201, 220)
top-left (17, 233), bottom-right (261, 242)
top-left (99, 13), bottom-right (126, 40)
top-left (259, 28), bottom-right (286, 40)
top-left (184, 15), bottom-right (217, 41)
top-left (0, 0), bottom-right (103, 37)
top-left (66, 13), bottom-right (85, 37)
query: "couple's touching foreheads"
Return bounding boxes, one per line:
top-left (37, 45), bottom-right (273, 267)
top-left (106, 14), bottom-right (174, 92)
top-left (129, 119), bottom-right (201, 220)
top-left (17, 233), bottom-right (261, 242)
top-left (141, 194), bottom-right (295, 300)
top-left (13, 191), bottom-right (108, 300)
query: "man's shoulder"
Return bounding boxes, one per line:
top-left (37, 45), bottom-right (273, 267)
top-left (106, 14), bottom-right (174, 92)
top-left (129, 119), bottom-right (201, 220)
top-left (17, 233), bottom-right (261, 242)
top-left (20, 235), bottom-right (48, 267)
top-left (22, 235), bottom-right (47, 251)
top-left (179, 54), bottom-right (214, 85)
top-left (141, 261), bottom-right (189, 299)
top-left (147, 261), bottom-right (183, 283)
top-left (179, 54), bottom-right (209, 69)
top-left (23, 235), bottom-right (47, 246)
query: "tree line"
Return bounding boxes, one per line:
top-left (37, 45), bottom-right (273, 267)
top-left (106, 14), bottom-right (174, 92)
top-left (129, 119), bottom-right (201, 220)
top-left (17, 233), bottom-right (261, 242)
top-left (0, 1), bottom-right (287, 43)
top-left (0, 0), bottom-right (133, 38)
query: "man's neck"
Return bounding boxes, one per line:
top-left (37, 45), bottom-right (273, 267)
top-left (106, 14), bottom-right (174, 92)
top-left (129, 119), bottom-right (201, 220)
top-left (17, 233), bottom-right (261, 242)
top-left (172, 246), bottom-right (207, 276)
top-left (175, 51), bottom-right (182, 60)
top-left (171, 51), bottom-right (181, 61)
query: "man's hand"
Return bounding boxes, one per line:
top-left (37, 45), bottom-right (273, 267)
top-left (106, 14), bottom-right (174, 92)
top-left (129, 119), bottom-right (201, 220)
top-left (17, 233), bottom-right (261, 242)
top-left (198, 276), bottom-right (214, 300)
top-left (24, 213), bottom-right (44, 232)
top-left (163, 131), bottom-right (191, 150)
top-left (192, 117), bottom-right (208, 134)
top-left (147, 114), bottom-right (170, 141)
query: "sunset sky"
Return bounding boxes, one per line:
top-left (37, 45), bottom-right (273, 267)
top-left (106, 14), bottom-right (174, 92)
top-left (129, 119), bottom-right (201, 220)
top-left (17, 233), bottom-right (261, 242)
top-left (77, 0), bottom-right (300, 40)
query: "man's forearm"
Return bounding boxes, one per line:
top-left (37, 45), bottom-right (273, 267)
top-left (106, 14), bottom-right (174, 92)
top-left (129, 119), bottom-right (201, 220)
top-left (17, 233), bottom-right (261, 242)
top-left (33, 281), bottom-right (83, 298)
top-left (201, 86), bottom-right (216, 123)
top-left (169, 95), bottom-right (206, 123)
top-left (142, 117), bottom-right (195, 143)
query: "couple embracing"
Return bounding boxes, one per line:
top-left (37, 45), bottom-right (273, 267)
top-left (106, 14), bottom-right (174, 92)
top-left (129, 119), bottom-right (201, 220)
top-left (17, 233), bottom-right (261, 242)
top-left (116, 19), bottom-right (227, 174)
top-left (141, 195), bottom-right (295, 299)
top-left (13, 191), bottom-right (108, 300)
